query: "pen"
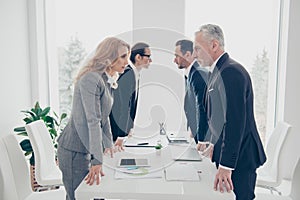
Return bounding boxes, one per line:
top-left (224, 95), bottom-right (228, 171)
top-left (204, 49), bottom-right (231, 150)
top-left (137, 142), bottom-right (149, 145)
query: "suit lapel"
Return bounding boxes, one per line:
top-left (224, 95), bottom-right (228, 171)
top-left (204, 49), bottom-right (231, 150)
top-left (214, 53), bottom-right (228, 77)
top-left (204, 53), bottom-right (229, 116)
top-left (119, 65), bottom-right (133, 80)
top-left (208, 53), bottom-right (229, 88)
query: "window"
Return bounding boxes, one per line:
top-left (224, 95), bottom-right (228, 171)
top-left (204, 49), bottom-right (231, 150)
top-left (40, 0), bottom-right (281, 142)
top-left (185, 0), bottom-right (281, 142)
top-left (52, 0), bottom-right (133, 119)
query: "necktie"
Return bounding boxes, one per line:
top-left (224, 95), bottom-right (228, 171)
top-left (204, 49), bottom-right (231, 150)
top-left (136, 74), bottom-right (140, 101)
top-left (184, 75), bottom-right (188, 131)
top-left (184, 75), bottom-right (188, 92)
top-left (208, 71), bottom-right (212, 82)
top-left (205, 72), bottom-right (212, 120)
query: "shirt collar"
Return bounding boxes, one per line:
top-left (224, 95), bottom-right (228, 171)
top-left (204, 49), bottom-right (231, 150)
top-left (105, 71), bottom-right (119, 89)
top-left (104, 71), bottom-right (113, 80)
top-left (209, 52), bottom-right (226, 73)
top-left (184, 59), bottom-right (196, 78)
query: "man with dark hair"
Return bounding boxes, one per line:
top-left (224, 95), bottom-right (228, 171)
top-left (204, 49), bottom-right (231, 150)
top-left (110, 42), bottom-right (152, 148)
top-left (174, 39), bottom-right (208, 144)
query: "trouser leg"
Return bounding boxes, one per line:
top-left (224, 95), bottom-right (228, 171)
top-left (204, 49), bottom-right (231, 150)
top-left (58, 146), bottom-right (89, 200)
top-left (231, 168), bottom-right (257, 200)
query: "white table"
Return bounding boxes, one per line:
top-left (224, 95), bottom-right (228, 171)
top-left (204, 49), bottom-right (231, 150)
top-left (75, 135), bottom-right (234, 200)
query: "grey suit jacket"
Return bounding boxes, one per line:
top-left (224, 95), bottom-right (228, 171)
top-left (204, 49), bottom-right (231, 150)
top-left (58, 71), bottom-right (113, 165)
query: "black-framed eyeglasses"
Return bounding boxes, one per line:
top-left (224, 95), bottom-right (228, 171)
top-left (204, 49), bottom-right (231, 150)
top-left (140, 54), bottom-right (151, 58)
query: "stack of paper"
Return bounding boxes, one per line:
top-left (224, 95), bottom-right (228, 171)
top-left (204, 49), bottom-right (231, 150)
top-left (165, 162), bottom-right (200, 181)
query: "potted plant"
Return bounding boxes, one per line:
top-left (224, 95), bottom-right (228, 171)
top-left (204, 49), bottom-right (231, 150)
top-left (13, 101), bottom-right (67, 190)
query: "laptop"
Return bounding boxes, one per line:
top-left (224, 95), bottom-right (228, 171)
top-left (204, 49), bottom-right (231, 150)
top-left (171, 147), bottom-right (202, 161)
top-left (118, 158), bottom-right (150, 167)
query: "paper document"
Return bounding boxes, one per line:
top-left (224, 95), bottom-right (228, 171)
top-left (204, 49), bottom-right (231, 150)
top-left (114, 167), bottom-right (163, 179)
top-left (165, 162), bottom-right (200, 181)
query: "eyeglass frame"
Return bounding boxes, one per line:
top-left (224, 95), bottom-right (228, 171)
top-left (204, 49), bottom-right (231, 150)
top-left (139, 53), bottom-right (151, 59)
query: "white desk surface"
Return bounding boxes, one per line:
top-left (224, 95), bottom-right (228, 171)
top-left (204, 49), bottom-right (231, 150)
top-left (75, 135), bottom-right (234, 200)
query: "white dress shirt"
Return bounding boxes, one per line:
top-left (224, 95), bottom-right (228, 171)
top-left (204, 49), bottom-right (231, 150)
top-left (129, 61), bottom-right (140, 100)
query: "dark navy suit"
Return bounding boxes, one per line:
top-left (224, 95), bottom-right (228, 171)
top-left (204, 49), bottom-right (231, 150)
top-left (184, 61), bottom-right (208, 143)
top-left (110, 65), bottom-right (138, 141)
top-left (205, 53), bottom-right (266, 200)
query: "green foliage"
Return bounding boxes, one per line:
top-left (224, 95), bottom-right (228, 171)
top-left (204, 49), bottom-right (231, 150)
top-left (13, 101), bottom-right (67, 165)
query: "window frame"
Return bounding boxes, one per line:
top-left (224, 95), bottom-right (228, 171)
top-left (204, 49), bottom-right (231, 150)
top-left (29, 0), bottom-right (289, 141)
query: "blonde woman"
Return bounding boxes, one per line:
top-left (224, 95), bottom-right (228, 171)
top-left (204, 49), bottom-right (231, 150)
top-left (57, 37), bottom-right (130, 200)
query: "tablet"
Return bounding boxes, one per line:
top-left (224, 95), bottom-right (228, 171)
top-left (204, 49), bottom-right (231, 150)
top-left (118, 158), bottom-right (150, 167)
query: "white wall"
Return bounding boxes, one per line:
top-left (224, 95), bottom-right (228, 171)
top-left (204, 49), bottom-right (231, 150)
top-left (0, 0), bottom-right (32, 137)
top-left (0, 0), bottom-right (299, 179)
top-left (132, 0), bottom-right (188, 134)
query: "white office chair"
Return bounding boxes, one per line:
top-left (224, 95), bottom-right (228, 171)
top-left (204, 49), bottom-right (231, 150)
top-left (0, 134), bottom-right (65, 200)
top-left (25, 120), bottom-right (63, 187)
top-left (256, 158), bottom-right (300, 200)
top-left (256, 121), bottom-right (291, 194)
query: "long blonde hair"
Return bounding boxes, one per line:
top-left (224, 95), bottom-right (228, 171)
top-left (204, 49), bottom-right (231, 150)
top-left (76, 37), bottom-right (130, 81)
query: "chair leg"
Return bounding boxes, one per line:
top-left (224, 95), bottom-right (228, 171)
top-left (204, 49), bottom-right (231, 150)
top-left (36, 185), bottom-right (61, 192)
top-left (257, 184), bottom-right (282, 195)
top-left (270, 187), bottom-right (282, 195)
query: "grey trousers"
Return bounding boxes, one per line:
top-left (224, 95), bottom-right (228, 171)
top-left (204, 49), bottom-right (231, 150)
top-left (57, 146), bottom-right (89, 200)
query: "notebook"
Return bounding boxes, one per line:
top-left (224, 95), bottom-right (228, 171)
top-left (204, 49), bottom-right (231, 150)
top-left (171, 147), bottom-right (202, 161)
top-left (118, 158), bottom-right (150, 167)
top-left (165, 162), bottom-right (200, 181)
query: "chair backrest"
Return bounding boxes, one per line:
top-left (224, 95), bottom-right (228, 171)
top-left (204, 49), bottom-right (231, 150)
top-left (25, 120), bottom-right (59, 185)
top-left (290, 158), bottom-right (300, 199)
top-left (0, 134), bottom-right (32, 200)
top-left (262, 121), bottom-right (291, 181)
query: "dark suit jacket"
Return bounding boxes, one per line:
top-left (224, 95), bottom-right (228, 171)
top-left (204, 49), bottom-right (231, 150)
top-left (206, 53), bottom-right (266, 170)
top-left (110, 65), bottom-right (138, 141)
top-left (184, 61), bottom-right (208, 142)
